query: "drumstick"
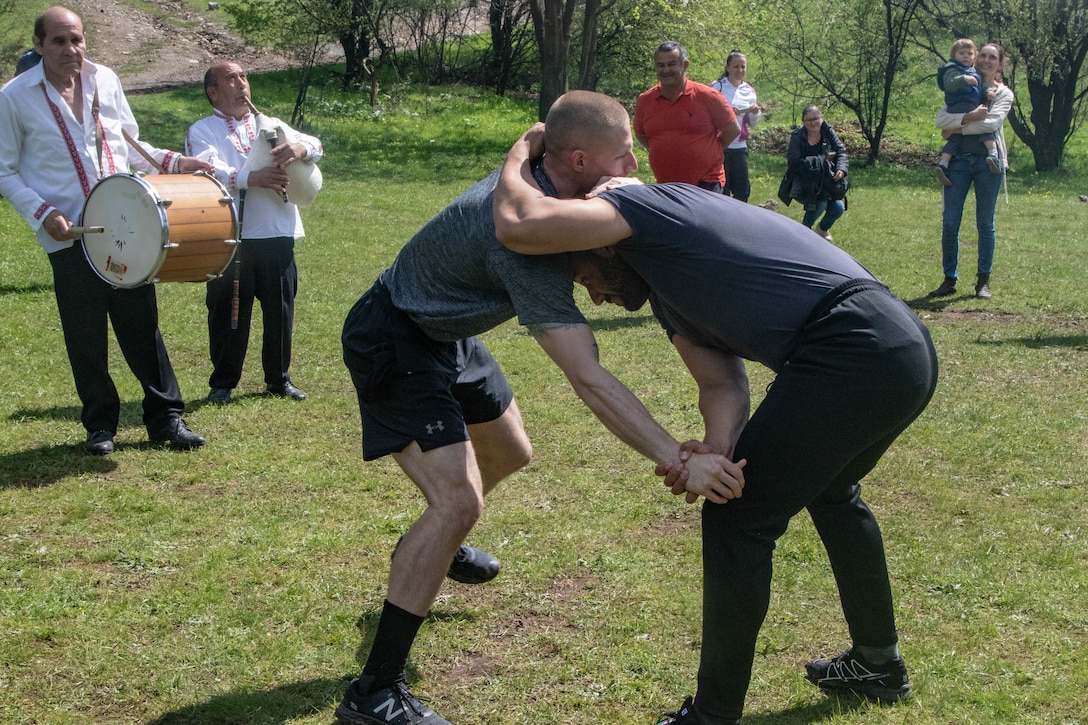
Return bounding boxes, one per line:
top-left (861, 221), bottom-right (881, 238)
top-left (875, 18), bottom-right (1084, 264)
top-left (68, 226), bottom-right (105, 234)
top-left (121, 129), bottom-right (169, 174)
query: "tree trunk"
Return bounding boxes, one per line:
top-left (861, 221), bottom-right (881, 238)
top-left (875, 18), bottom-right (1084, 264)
top-left (529, 0), bottom-right (577, 120)
top-left (576, 0), bottom-right (604, 90)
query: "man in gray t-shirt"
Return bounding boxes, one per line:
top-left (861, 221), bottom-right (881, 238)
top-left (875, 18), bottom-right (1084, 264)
top-left (337, 92), bottom-right (744, 725)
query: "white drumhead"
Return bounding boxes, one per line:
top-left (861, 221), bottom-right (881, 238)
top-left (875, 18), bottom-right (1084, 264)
top-left (80, 174), bottom-right (169, 287)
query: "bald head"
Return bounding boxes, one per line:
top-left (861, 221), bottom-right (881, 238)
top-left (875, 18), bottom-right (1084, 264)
top-left (540, 90), bottom-right (637, 198)
top-left (204, 61), bottom-right (251, 118)
top-left (35, 6), bottom-right (81, 43)
top-left (545, 90), bottom-right (631, 157)
top-left (33, 6), bottom-right (85, 85)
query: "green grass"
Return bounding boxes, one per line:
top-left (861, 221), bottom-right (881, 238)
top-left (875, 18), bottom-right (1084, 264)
top-left (1, 77), bottom-right (1086, 725)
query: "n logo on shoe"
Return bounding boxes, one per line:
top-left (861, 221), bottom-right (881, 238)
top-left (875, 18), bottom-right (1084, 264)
top-left (372, 695), bottom-right (404, 720)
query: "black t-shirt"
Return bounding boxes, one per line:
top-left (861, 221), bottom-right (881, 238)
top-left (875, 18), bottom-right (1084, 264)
top-left (601, 183), bottom-right (877, 371)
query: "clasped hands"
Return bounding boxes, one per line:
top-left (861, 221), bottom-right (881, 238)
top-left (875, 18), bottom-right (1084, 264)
top-left (655, 441), bottom-right (746, 505)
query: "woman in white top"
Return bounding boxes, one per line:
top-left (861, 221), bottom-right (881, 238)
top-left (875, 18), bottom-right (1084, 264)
top-left (712, 50), bottom-right (762, 202)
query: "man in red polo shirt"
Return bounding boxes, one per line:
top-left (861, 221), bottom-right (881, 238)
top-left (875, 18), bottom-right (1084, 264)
top-left (635, 41), bottom-right (741, 191)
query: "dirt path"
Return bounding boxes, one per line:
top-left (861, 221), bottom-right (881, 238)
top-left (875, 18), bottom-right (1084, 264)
top-left (70, 0), bottom-right (300, 93)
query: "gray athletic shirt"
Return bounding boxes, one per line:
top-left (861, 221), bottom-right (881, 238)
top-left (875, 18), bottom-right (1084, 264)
top-left (600, 183), bottom-right (877, 372)
top-left (384, 167), bottom-right (587, 342)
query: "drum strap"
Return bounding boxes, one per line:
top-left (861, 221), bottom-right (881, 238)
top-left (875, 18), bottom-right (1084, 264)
top-left (40, 83), bottom-right (115, 197)
top-left (89, 88), bottom-right (117, 180)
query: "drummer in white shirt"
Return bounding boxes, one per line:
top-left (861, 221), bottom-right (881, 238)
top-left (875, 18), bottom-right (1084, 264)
top-left (0, 6), bottom-right (210, 455)
top-left (186, 61), bottom-right (322, 406)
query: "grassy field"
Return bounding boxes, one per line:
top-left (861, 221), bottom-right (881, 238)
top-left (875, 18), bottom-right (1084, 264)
top-left (1, 77), bottom-right (1086, 725)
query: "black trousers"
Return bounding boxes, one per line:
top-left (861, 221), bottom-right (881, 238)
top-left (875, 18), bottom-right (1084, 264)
top-left (48, 244), bottom-right (184, 435)
top-left (694, 283), bottom-right (939, 722)
top-left (206, 236), bottom-right (297, 390)
top-left (723, 147), bottom-right (751, 202)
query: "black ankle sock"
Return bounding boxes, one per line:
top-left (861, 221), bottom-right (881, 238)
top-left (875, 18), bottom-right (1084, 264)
top-left (361, 600), bottom-right (425, 691)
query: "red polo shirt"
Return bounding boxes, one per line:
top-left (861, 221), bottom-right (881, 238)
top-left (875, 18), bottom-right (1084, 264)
top-left (634, 79), bottom-right (736, 185)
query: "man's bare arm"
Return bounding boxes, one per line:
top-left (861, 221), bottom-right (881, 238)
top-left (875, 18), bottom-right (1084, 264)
top-left (493, 126), bottom-right (633, 255)
top-left (673, 335), bottom-right (750, 457)
top-left (532, 323), bottom-right (744, 503)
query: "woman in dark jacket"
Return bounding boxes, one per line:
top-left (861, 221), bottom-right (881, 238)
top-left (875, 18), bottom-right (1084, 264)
top-left (786, 105), bottom-right (848, 241)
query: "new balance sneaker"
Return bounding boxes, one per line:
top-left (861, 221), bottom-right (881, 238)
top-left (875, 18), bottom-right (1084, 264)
top-left (804, 647), bottom-right (912, 703)
top-left (335, 675), bottom-right (451, 725)
top-left (653, 696), bottom-right (739, 725)
top-left (392, 536), bottom-right (501, 584)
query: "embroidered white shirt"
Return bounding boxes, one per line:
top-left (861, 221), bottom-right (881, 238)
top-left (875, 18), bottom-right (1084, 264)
top-left (186, 110), bottom-right (322, 240)
top-left (0, 60), bottom-right (180, 253)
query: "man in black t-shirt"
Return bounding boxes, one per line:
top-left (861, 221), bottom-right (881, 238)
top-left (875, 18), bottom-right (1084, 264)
top-left (495, 98), bottom-right (937, 724)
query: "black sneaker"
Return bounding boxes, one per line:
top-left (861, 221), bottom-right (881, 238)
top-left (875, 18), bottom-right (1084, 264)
top-left (654, 696), bottom-right (699, 724)
top-left (447, 544), bottom-right (500, 584)
top-left (335, 676), bottom-right (450, 725)
top-left (393, 536), bottom-right (501, 584)
top-left (805, 647), bottom-right (912, 703)
top-left (653, 696), bottom-right (736, 725)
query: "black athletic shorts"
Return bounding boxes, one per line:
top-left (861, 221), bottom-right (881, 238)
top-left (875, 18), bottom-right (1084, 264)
top-left (342, 279), bottom-right (514, 460)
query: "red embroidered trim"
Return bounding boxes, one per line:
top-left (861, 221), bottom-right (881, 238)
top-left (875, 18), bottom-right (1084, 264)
top-left (42, 84), bottom-right (93, 197)
top-left (218, 109), bottom-right (254, 155)
top-left (33, 202), bottom-right (51, 220)
top-left (97, 115), bottom-right (116, 176)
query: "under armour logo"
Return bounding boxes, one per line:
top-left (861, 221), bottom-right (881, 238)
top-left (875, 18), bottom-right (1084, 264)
top-left (425, 421), bottom-right (445, 435)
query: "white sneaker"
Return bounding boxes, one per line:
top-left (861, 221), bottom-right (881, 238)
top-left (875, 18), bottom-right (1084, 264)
top-left (815, 226), bottom-right (833, 242)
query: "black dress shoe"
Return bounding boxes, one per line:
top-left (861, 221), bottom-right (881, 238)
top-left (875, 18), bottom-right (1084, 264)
top-left (86, 430), bottom-right (114, 455)
top-left (207, 388), bottom-right (231, 405)
top-left (267, 381), bottom-right (307, 400)
top-left (150, 418), bottom-right (206, 450)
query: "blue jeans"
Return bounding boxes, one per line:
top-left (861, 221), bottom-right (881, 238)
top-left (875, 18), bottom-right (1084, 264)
top-left (802, 198), bottom-right (845, 231)
top-left (941, 155), bottom-right (1002, 279)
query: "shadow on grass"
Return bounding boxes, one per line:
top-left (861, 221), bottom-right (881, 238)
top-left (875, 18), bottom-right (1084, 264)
top-left (741, 690), bottom-right (883, 723)
top-left (0, 442), bottom-right (118, 488)
top-left (145, 676), bottom-right (347, 725)
top-left (142, 606), bottom-right (880, 724)
top-left (904, 291), bottom-right (979, 310)
top-left (184, 390), bottom-right (278, 414)
top-left (975, 333), bottom-right (1088, 350)
top-left (0, 282), bottom-right (52, 296)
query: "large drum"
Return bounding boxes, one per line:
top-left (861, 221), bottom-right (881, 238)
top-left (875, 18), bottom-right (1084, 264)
top-left (80, 172), bottom-right (239, 287)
